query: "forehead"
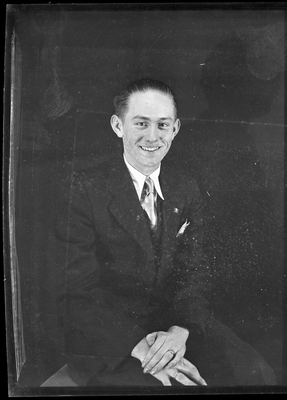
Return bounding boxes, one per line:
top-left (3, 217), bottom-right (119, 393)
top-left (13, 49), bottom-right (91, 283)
top-left (126, 90), bottom-right (175, 119)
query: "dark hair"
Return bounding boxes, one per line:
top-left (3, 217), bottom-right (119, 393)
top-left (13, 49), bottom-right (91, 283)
top-left (113, 78), bottom-right (178, 120)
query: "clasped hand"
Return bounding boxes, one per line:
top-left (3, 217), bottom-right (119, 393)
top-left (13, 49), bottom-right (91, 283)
top-left (142, 326), bottom-right (189, 375)
top-left (131, 325), bottom-right (207, 386)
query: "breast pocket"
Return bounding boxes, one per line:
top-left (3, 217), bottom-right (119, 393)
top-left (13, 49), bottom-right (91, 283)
top-left (176, 218), bottom-right (190, 238)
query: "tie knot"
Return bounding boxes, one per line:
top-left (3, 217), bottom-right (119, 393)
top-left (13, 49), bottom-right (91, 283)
top-left (140, 176), bottom-right (157, 229)
top-left (144, 176), bottom-right (156, 197)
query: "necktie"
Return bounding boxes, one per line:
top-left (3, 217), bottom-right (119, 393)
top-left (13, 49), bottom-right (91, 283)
top-left (141, 176), bottom-right (157, 230)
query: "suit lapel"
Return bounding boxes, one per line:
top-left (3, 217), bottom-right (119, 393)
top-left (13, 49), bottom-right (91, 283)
top-left (157, 164), bottom-right (187, 282)
top-left (160, 163), bottom-right (186, 235)
top-left (105, 157), bottom-right (187, 277)
top-left (106, 157), bottom-right (154, 258)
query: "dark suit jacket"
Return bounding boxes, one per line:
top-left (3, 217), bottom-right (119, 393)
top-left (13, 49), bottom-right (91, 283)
top-left (55, 154), bottom-right (211, 375)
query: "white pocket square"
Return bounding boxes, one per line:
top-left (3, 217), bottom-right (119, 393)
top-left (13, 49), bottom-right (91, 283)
top-left (176, 219), bottom-right (190, 237)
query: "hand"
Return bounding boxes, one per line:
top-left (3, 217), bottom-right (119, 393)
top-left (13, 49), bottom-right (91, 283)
top-left (164, 358), bottom-right (207, 386)
top-left (141, 326), bottom-right (189, 375)
top-left (131, 336), bottom-right (207, 386)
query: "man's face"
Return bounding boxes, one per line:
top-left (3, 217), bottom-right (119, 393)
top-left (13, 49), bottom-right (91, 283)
top-left (111, 90), bottom-right (180, 175)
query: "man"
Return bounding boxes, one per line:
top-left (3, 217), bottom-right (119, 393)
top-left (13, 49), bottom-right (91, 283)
top-left (55, 78), bottom-right (276, 387)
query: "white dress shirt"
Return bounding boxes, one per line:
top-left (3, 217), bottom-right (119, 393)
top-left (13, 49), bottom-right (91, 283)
top-left (123, 155), bottom-right (164, 200)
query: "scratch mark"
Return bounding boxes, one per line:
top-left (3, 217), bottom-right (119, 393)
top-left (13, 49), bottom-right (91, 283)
top-left (135, 20), bottom-right (174, 69)
top-left (182, 117), bottom-right (286, 128)
top-left (69, 19), bottom-right (105, 44)
top-left (147, 20), bottom-right (174, 51)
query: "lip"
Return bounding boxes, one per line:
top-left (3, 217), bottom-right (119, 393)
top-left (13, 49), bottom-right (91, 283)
top-left (139, 146), bottom-right (161, 152)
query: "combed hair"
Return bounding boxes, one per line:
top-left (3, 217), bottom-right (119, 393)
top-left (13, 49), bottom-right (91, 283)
top-left (113, 78), bottom-right (178, 120)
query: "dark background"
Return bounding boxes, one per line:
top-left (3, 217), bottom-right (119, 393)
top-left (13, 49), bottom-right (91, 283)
top-left (7, 4), bottom-right (285, 387)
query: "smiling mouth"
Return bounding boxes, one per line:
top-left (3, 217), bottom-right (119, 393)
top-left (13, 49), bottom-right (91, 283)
top-left (140, 146), bottom-right (161, 152)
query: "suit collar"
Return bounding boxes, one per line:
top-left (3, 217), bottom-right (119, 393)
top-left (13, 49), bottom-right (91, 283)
top-left (123, 156), bottom-right (164, 200)
top-left (106, 155), bottom-right (185, 206)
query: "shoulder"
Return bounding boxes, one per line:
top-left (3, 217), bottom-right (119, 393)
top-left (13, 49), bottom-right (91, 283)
top-left (161, 159), bottom-right (201, 197)
top-left (58, 154), bottom-right (124, 202)
top-left (65, 154), bottom-right (121, 188)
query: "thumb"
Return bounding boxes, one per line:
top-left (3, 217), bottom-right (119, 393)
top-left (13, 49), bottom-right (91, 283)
top-left (146, 331), bottom-right (157, 347)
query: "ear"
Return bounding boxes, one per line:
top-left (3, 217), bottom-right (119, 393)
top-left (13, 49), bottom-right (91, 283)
top-left (110, 114), bottom-right (124, 138)
top-left (172, 118), bottom-right (181, 139)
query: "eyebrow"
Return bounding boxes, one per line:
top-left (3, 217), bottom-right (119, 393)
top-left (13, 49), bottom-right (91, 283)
top-left (132, 116), bottom-right (173, 121)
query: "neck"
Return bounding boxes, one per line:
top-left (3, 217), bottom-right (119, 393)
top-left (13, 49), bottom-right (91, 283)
top-left (124, 153), bottom-right (159, 176)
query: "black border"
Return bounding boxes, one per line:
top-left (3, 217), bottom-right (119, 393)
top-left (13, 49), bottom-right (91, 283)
top-left (4, 4), bottom-right (17, 397)
top-left (3, 2), bottom-right (287, 396)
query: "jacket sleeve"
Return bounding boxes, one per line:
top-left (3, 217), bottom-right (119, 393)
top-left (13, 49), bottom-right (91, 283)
top-left (55, 172), bottom-right (102, 351)
top-left (55, 171), bottom-right (148, 374)
top-left (55, 171), bottom-right (120, 384)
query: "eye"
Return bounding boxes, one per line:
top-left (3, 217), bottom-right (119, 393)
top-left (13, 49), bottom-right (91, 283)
top-left (135, 121), bottom-right (148, 127)
top-left (158, 122), bottom-right (169, 129)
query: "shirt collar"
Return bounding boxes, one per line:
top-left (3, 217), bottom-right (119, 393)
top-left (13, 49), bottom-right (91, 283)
top-left (123, 155), bottom-right (164, 200)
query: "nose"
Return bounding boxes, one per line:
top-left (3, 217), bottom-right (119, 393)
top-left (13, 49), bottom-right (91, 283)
top-left (146, 124), bottom-right (160, 142)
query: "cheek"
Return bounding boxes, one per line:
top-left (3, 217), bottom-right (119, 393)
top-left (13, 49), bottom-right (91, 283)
top-left (124, 130), bottom-right (142, 144)
top-left (123, 135), bottom-right (139, 153)
top-left (163, 135), bottom-right (174, 147)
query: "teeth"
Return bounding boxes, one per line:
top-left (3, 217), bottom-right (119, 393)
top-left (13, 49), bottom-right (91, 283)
top-left (141, 146), bottom-right (159, 152)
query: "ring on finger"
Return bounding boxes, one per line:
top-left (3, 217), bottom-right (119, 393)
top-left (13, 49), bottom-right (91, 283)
top-left (168, 349), bottom-right (176, 356)
top-left (173, 370), bottom-right (178, 379)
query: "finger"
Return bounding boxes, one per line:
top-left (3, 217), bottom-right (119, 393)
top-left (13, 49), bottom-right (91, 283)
top-left (148, 350), bottom-right (176, 375)
top-left (146, 332), bottom-right (157, 347)
top-left (178, 361), bottom-right (205, 384)
top-left (176, 372), bottom-right (198, 386)
top-left (177, 360), bottom-right (207, 386)
top-left (165, 349), bottom-right (184, 369)
top-left (142, 337), bottom-right (166, 369)
top-left (166, 369), bottom-right (197, 386)
top-left (158, 375), bottom-right (172, 386)
top-left (143, 345), bottom-right (171, 373)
